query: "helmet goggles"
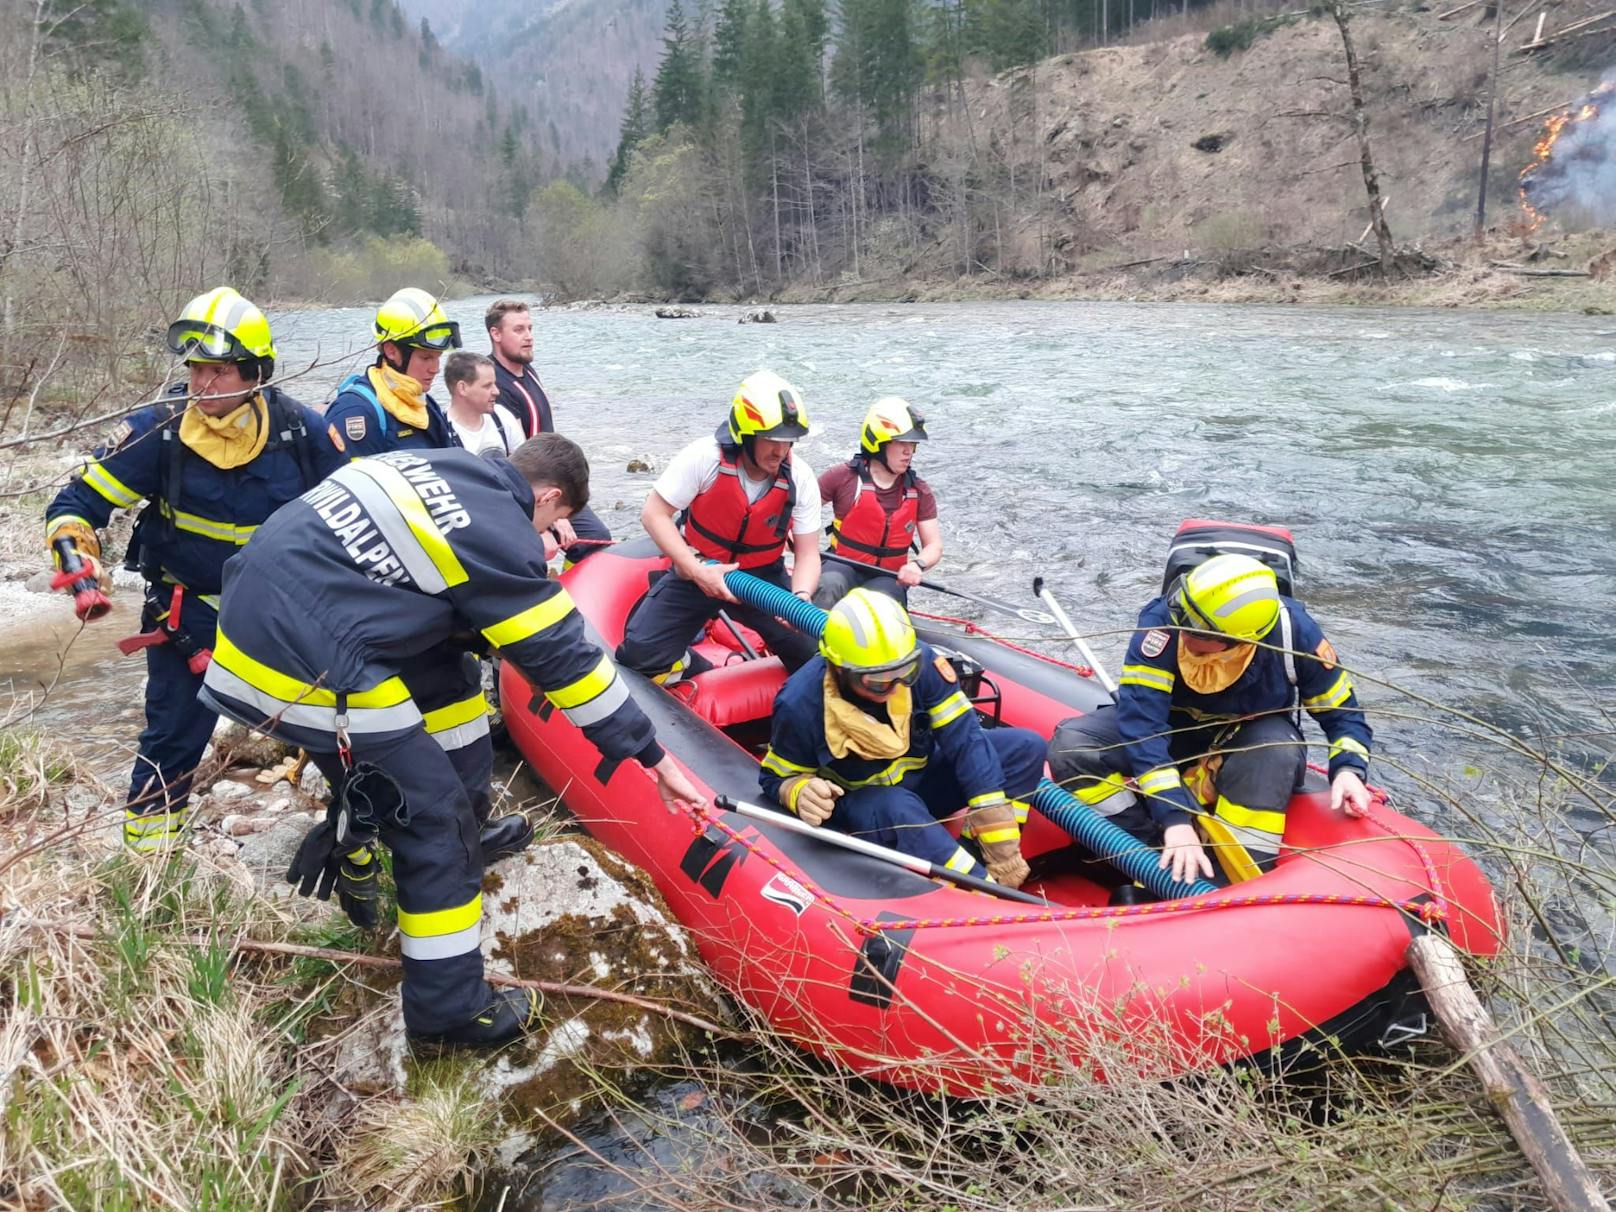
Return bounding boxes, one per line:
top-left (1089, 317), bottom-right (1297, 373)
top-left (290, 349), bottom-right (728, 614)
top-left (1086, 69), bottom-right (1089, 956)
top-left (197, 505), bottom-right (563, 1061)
top-left (395, 320), bottom-right (462, 352)
top-left (166, 320), bottom-right (254, 364)
top-left (850, 651), bottom-right (923, 695)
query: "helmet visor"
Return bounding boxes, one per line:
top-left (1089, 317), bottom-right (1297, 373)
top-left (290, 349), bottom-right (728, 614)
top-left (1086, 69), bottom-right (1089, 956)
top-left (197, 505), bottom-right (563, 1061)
top-left (166, 320), bottom-right (251, 363)
top-left (850, 651), bottom-right (923, 696)
top-left (398, 320), bottom-right (462, 351)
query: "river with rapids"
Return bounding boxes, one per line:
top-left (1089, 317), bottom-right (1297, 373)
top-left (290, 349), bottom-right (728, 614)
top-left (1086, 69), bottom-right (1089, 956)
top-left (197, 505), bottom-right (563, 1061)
top-left (5, 298), bottom-right (1613, 1206)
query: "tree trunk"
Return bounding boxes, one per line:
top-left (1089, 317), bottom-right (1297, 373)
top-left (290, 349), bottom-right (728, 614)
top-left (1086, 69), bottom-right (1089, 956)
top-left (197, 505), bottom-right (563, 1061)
top-left (1473, 0), bottom-right (1505, 239)
top-left (770, 130), bottom-right (783, 282)
top-left (1331, 0), bottom-right (1396, 275)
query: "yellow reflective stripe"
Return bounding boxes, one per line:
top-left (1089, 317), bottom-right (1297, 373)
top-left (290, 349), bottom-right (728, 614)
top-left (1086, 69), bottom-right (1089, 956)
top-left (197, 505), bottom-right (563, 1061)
top-left (81, 462), bottom-right (142, 507)
top-left (124, 809), bottom-right (186, 852)
top-left (45, 514), bottom-right (96, 541)
top-left (943, 847), bottom-right (977, 874)
top-left (1329, 736), bottom-right (1370, 762)
top-left (1136, 766), bottom-right (1183, 795)
top-left (844, 755), bottom-right (929, 788)
top-left (1303, 671), bottom-right (1355, 711)
top-left (212, 631), bottom-right (411, 709)
top-left (546, 654), bottom-right (615, 709)
top-left (762, 749), bottom-right (814, 778)
top-left (397, 894), bottom-right (483, 960)
top-left (171, 510), bottom-right (258, 545)
top-left (1075, 771), bottom-right (1130, 806)
top-left (422, 693), bottom-right (489, 734)
top-left (1010, 798), bottom-right (1030, 824)
top-left (1120, 663), bottom-right (1174, 693)
top-left (966, 791), bottom-right (1006, 808)
top-left (352, 460), bottom-right (469, 588)
top-left (975, 825), bottom-right (1019, 845)
top-left (397, 893), bottom-right (481, 939)
top-left (482, 589), bottom-right (576, 648)
top-left (1212, 797), bottom-right (1287, 837)
top-left (928, 691), bottom-right (973, 729)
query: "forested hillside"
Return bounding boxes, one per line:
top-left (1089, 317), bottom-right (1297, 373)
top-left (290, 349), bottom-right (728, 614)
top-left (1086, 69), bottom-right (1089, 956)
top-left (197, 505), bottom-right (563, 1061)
top-left (518, 0), bottom-right (1615, 301)
top-left (0, 0), bottom-right (550, 352)
top-left (402, 0), bottom-right (674, 174)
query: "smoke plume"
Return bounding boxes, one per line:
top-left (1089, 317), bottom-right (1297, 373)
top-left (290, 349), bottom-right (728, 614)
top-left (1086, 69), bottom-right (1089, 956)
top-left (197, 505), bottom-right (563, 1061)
top-left (1519, 72), bottom-right (1616, 226)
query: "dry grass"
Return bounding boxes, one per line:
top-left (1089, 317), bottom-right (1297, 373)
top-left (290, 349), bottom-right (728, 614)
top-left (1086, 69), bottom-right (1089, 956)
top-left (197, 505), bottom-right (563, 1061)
top-left (0, 739), bottom-right (493, 1211)
top-left (327, 1076), bottom-right (496, 1211)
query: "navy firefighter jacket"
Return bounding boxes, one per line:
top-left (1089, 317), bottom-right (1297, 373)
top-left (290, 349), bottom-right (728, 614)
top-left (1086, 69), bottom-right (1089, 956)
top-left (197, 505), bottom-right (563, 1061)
top-left (1115, 594), bottom-right (1373, 827)
top-left (759, 647), bottom-right (1007, 807)
top-left (324, 371), bottom-right (460, 459)
top-left (45, 385), bottom-right (341, 597)
top-left (199, 448), bottom-right (663, 769)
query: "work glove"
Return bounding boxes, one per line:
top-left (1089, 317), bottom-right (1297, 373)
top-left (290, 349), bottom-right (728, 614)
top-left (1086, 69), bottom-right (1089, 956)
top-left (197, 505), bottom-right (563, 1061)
top-left (286, 819), bottom-right (381, 929)
top-left (964, 797), bottom-right (1030, 889)
top-left (784, 776), bottom-right (843, 826)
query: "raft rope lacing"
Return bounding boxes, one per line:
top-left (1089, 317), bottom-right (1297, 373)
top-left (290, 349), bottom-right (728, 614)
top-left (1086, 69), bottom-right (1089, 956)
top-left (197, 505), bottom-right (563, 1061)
top-left (909, 609), bottom-right (1095, 679)
top-left (684, 791), bottom-right (1449, 936)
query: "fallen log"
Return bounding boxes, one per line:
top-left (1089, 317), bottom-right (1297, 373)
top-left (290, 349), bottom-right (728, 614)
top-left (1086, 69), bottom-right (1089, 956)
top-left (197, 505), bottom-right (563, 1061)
top-left (1407, 933), bottom-right (1612, 1212)
top-left (1463, 101), bottom-right (1572, 140)
top-left (1489, 264), bottom-right (1593, 277)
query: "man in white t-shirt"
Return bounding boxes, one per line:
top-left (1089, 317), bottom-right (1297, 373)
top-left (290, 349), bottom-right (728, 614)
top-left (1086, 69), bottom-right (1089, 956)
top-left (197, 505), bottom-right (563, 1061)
top-left (616, 371), bottom-right (822, 684)
top-left (443, 351), bottom-right (526, 457)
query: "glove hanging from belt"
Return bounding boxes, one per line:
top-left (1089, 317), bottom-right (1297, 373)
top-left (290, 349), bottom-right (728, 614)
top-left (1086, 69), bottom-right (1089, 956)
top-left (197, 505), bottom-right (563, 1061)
top-left (963, 795), bottom-right (1030, 889)
top-left (286, 746), bottom-right (409, 929)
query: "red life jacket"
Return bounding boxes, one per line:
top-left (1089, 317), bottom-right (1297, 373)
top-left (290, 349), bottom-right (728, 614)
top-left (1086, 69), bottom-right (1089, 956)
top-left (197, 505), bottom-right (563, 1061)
top-left (829, 457), bottom-right (919, 570)
top-left (683, 445), bottom-right (797, 570)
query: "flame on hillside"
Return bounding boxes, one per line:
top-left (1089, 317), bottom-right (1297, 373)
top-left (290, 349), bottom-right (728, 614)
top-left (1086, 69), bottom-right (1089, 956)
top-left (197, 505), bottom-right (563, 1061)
top-left (1519, 78), bottom-right (1616, 231)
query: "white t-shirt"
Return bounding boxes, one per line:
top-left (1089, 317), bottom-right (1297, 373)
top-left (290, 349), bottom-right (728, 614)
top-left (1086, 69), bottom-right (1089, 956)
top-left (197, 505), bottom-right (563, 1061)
top-left (654, 436), bottom-right (821, 535)
top-left (450, 404), bottom-right (526, 457)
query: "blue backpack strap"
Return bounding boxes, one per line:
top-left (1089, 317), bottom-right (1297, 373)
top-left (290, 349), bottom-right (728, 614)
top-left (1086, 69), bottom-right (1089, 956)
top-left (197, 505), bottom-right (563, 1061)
top-left (337, 372), bottom-right (388, 432)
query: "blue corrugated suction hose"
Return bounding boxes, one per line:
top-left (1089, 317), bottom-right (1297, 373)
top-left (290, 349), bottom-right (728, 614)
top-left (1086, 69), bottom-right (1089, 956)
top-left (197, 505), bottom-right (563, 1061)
top-left (1030, 778), bottom-right (1218, 899)
top-left (723, 569), bottom-right (829, 636)
top-left (722, 568), bottom-right (1215, 900)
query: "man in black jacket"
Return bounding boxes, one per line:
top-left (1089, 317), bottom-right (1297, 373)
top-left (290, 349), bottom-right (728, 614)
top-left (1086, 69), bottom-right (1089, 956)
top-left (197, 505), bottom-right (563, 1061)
top-left (485, 298), bottom-right (612, 563)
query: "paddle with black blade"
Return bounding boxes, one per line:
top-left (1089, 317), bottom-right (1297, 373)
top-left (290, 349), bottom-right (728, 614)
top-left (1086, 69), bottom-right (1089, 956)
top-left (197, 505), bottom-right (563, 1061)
top-left (822, 550), bottom-right (1055, 626)
top-left (713, 794), bottom-right (1051, 907)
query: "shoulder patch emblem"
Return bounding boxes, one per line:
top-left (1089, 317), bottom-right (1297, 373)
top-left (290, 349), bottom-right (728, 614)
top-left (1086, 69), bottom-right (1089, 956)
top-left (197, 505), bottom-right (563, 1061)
top-left (1141, 628), bottom-right (1171, 658)
top-left (108, 420), bottom-right (133, 449)
top-left (327, 423), bottom-right (346, 454)
top-left (344, 415), bottom-right (367, 441)
top-left (1315, 638), bottom-right (1337, 671)
top-left (933, 655), bottom-right (957, 683)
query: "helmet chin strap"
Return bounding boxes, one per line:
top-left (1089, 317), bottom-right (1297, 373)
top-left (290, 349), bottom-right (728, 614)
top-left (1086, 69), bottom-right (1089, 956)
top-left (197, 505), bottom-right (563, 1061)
top-left (379, 342), bottom-right (410, 374)
top-left (870, 445), bottom-right (892, 469)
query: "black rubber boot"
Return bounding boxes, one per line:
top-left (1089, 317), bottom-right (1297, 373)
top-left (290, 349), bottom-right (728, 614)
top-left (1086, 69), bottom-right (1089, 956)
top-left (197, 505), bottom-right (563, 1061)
top-left (410, 988), bottom-right (543, 1053)
top-left (1108, 883), bottom-right (1160, 907)
top-left (479, 813), bottom-right (535, 865)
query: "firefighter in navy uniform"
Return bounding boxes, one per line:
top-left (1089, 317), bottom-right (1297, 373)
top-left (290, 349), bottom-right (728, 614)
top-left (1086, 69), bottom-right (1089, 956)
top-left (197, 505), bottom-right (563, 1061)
top-left (617, 371), bottom-right (822, 684)
top-left (1049, 553), bottom-right (1373, 889)
top-left (814, 398), bottom-right (943, 608)
top-left (324, 287), bottom-right (461, 459)
top-left (199, 436), bottom-right (704, 1049)
top-left (44, 287), bottom-right (341, 852)
top-left (759, 589), bottom-right (1045, 889)
top-left (323, 288), bottom-right (535, 855)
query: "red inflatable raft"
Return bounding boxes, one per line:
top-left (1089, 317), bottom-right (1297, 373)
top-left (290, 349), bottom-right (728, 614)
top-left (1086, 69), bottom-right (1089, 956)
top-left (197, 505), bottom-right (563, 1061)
top-left (503, 541), bottom-right (1504, 1093)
